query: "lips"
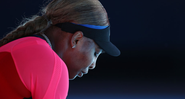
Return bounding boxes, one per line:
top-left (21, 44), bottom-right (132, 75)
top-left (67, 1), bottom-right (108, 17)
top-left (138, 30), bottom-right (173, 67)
top-left (77, 71), bottom-right (88, 77)
top-left (77, 72), bottom-right (84, 77)
top-left (82, 71), bottom-right (88, 74)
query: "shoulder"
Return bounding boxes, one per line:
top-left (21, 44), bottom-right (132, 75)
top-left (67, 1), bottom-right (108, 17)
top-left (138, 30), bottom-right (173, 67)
top-left (12, 36), bottom-right (51, 50)
top-left (11, 36), bottom-right (58, 67)
top-left (11, 37), bottom-right (68, 75)
top-left (10, 37), bottom-right (69, 94)
top-left (11, 37), bottom-right (54, 64)
top-left (0, 36), bottom-right (51, 52)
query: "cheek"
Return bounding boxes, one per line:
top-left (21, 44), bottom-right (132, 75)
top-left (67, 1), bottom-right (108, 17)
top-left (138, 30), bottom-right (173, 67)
top-left (80, 43), bottom-right (95, 66)
top-left (74, 48), bottom-right (94, 73)
top-left (66, 49), bottom-right (94, 79)
top-left (81, 51), bottom-right (94, 67)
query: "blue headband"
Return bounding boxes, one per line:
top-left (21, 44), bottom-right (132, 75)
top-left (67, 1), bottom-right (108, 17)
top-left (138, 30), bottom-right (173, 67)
top-left (74, 23), bottom-right (109, 29)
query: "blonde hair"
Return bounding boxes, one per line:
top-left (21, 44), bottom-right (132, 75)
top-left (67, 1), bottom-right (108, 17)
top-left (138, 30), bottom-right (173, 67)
top-left (0, 0), bottom-right (109, 47)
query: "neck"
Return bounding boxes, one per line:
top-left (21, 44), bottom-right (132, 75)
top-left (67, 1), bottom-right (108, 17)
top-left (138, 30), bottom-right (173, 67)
top-left (41, 34), bottom-right (53, 49)
top-left (44, 27), bottom-right (70, 59)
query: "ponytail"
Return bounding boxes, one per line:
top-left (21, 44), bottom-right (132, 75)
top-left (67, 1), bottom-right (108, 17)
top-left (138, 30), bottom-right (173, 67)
top-left (0, 15), bottom-right (49, 47)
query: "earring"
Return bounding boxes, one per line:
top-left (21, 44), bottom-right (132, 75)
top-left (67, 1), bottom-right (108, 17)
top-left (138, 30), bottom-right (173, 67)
top-left (72, 45), bottom-right (76, 48)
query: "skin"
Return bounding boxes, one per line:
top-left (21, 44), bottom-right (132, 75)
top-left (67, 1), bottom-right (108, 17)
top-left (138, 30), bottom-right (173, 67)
top-left (44, 26), bottom-right (103, 80)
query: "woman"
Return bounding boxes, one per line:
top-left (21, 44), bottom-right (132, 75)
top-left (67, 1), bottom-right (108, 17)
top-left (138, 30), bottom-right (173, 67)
top-left (0, 0), bottom-right (120, 99)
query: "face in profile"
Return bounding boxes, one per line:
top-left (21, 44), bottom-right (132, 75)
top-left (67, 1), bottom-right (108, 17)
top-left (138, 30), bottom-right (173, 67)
top-left (63, 37), bottom-right (103, 80)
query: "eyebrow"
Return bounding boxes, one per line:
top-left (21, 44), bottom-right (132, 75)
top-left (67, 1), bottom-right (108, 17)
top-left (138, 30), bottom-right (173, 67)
top-left (97, 47), bottom-right (105, 54)
top-left (101, 50), bottom-right (105, 54)
top-left (94, 41), bottom-right (105, 54)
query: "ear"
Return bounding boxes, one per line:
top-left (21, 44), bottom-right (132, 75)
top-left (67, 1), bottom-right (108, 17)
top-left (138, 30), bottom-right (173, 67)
top-left (70, 31), bottom-right (83, 48)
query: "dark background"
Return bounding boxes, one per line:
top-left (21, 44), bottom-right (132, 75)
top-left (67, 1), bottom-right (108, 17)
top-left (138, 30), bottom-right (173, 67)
top-left (1, 0), bottom-right (185, 98)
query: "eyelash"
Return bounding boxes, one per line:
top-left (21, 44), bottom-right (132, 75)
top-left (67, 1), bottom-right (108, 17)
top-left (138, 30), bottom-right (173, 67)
top-left (94, 52), bottom-right (98, 57)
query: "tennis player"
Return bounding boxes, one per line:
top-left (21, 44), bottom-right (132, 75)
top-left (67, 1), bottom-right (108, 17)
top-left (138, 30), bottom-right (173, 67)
top-left (0, 0), bottom-right (120, 99)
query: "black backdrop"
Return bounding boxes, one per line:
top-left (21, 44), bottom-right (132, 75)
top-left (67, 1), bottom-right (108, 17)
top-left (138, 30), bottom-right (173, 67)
top-left (1, 0), bottom-right (185, 98)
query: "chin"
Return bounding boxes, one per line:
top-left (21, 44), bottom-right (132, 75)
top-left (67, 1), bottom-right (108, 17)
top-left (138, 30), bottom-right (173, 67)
top-left (69, 75), bottom-right (78, 80)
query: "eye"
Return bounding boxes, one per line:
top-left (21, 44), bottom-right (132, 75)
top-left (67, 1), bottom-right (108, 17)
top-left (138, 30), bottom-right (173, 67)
top-left (94, 52), bottom-right (98, 57)
top-left (94, 49), bottom-right (103, 57)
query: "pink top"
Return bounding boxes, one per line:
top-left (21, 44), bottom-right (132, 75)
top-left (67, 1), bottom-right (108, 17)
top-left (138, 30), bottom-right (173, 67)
top-left (0, 37), bottom-right (69, 99)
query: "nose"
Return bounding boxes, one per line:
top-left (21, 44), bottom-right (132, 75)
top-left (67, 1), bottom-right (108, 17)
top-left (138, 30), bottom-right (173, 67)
top-left (89, 62), bottom-right (96, 69)
top-left (89, 58), bottom-right (97, 70)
